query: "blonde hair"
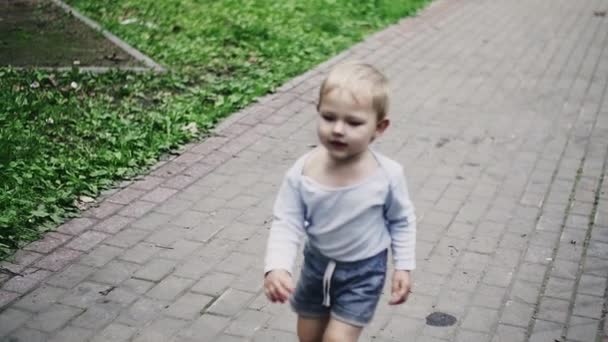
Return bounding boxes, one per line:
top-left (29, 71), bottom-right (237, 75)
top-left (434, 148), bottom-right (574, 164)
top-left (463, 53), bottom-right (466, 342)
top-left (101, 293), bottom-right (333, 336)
top-left (318, 62), bottom-right (389, 120)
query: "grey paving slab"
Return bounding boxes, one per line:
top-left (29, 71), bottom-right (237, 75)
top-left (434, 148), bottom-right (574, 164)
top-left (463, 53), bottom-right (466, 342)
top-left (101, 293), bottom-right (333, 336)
top-left (2, 0), bottom-right (608, 341)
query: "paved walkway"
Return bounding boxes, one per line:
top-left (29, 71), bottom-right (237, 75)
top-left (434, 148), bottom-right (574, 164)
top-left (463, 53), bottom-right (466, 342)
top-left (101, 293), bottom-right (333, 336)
top-left (1, 0), bottom-right (608, 341)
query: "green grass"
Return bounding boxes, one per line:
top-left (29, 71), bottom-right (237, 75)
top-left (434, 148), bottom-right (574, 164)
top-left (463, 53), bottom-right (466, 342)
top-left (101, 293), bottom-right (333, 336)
top-left (0, 0), bottom-right (430, 258)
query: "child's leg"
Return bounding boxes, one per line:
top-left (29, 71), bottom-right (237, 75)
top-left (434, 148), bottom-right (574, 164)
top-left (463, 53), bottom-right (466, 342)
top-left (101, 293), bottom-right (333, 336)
top-left (297, 316), bottom-right (329, 342)
top-left (322, 318), bottom-right (363, 342)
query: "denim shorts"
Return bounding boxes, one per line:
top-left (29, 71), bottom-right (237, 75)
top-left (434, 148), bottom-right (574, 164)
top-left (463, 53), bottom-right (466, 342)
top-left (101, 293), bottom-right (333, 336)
top-left (290, 245), bottom-right (388, 327)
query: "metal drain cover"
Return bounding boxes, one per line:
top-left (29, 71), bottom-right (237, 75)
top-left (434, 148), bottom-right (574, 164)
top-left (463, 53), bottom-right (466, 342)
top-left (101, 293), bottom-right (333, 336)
top-left (425, 312), bottom-right (457, 327)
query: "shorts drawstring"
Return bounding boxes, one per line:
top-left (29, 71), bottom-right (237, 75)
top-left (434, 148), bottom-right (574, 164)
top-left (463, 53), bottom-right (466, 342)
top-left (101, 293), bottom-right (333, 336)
top-left (322, 260), bottom-right (336, 307)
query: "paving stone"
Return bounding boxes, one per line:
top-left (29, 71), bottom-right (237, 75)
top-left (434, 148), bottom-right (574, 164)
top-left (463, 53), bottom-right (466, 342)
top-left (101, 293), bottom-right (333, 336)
top-left (421, 322), bottom-right (457, 340)
top-left (536, 297), bottom-right (570, 323)
top-left (90, 260), bottom-right (139, 285)
top-left (104, 228), bottom-right (149, 248)
top-left (57, 217), bottom-right (98, 235)
top-left (509, 280), bottom-right (542, 304)
top-left (225, 309), bottom-right (272, 337)
top-left (529, 320), bottom-right (563, 342)
top-left (145, 225), bottom-right (190, 246)
top-left (455, 330), bottom-right (491, 342)
top-left (26, 304), bottom-right (83, 332)
top-left (2, 268), bottom-right (51, 293)
top-left (566, 315), bottom-right (600, 342)
top-left (468, 236), bottom-right (498, 254)
top-left (120, 277), bottom-right (155, 295)
top-left (96, 286), bottom-right (136, 307)
top-left (93, 215), bottom-right (134, 234)
top-left (141, 187), bottom-right (178, 203)
top-left (47, 325), bottom-right (94, 342)
top-left (132, 316), bottom-right (187, 342)
top-left (492, 324), bottom-right (526, 342)
top-left (71, 302), bottom-right (122, 329)
top-left (46, 264), bottom-right (96, 288)
top-left (80, 245), bottom-right (124, 268)
top-left (165, 292), bottom-right (214, 319)
top-left (85, 202), bottom-right (124, 220)
top-left (447, 270), bottom-right (483, 293)
top-left (173, 255), bottom-right (216, 279)
top-left (0, 308), bottom-right (30, 337)
top-left (583, 256), bottom-right (608, 277)
top-left (158, 239), bottom-right (203, 260)
top-left (147, 276), bottom-right (195, 301)
top-left (252, 328), bottom-right (298, 342)
top-left (214, 335), bottom-right (249, 342)
top-left (378, 316), bottom-right (423, 340)
top-left (179, 314), bottom-right (230, 340)
top-left (577, 274), bottom-right (607, 296)
top-left (461, 307), bottom-right (499, 332)
top-left (544, 276), bottom-right (576, 300)
top-left (500, 301), bottom-right (534, 327)
top-left (65, 230), bottom-right (110, 252)
top-left (7, 327), bottom-right (49, 342)
top-left (34, 248), bottom-right (82, 272)
top-left (23, 233), bottom-right (72, 254)
top-left (131, 175), bottom-right (165, 191)
top-left (133, 258), bottom-right (177, 282)
top-left (119, 242), bottom-right (162, 264)
top-left (551, 259), bottom-right (580, 279)
top-left (207, 288), bottom-right (255, 316)
top-left (191, 272), bottom-right (236, 296)
top-left (516, 263), bottom-right (547, 283)
top-left (91, 323), bottom-right (137, 342)
top-left (0, 290), bottom-right (20, 309)
top-left (118, 200), bottom-right (157, 218)
top-left (586, 241), bottom-right (608, 259)
top-left (216, 252), bottom-right (255, 275)
top-left (107, 188), bottom-right (146, 205)
top-left (59, 282), bottom-right (112, 308)
top-left (232, 266), bottom-right (264, 293)
top-left (472, 285), bottom-right (506, 309)
top-left (482, 267), bottom-right (513, 287)
top-left (13, 285), bottom-right (66, 312)
top-left (572, 294), bottom-right (604, 319)
top-left (131, 212), bottom-right (173, 231)
top-left (117, 297), bottom-right (166, 327)
top-left (434, 289), bottom-right (470, 316)
top-left (491, 248), bottom-right (521, 269)
top-left (524, 245), bottom-right (554, 264)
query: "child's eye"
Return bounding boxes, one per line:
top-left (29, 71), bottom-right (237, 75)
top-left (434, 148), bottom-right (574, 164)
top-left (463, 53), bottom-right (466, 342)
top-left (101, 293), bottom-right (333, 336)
top-left (322, 115), bottom-right (336, 122)
top-left (348, 121), bottom-right (364, 126)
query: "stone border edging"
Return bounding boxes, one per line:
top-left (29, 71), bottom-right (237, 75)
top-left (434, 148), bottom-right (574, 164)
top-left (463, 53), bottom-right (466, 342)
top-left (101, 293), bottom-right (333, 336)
top-left (49, 0), bottom-right (166, 72)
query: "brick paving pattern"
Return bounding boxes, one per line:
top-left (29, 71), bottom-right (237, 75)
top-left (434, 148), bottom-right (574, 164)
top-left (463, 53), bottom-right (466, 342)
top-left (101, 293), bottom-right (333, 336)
top-left (1, 0), bottom-right (608, 341)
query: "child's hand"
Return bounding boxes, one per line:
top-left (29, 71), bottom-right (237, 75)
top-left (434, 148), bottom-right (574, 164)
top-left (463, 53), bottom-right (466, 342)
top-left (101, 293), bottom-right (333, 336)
top-left (389, 270), bottom-right (412, 305)
top-left (264, 269), bottom-right (294, 303)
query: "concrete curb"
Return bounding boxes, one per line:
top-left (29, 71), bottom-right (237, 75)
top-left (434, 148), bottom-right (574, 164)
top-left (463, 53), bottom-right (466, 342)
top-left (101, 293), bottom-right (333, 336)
top-left (49, 0), bottom-right (166, 72)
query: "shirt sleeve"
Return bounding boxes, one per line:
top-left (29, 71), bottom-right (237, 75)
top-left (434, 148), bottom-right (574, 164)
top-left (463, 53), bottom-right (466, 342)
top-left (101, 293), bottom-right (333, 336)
top-left (385, 166), bottom-right (416, 270)
top-left (264, 168), bottom-right (306, 275)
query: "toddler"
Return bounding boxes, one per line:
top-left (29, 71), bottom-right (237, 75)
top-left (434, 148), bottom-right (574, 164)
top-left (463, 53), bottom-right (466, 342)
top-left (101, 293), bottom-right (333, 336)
top-left (264, 62), bottom-right (416, 342)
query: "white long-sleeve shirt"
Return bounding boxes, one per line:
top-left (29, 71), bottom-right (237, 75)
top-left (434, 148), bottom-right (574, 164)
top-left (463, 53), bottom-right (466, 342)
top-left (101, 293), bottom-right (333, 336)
top-left (264, 150), bottom-right (416, 275)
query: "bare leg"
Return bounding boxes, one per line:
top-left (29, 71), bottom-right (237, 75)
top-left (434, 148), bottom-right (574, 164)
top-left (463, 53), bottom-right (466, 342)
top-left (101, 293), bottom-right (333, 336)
top-left (322, 318), bottom-right (363, 342)
top-left (298, 316), bottom-right (330, 342)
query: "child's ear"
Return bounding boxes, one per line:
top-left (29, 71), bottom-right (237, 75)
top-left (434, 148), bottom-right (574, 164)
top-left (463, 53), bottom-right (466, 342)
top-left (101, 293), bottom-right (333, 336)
top-left (375, 118), bottom-right (390, 136)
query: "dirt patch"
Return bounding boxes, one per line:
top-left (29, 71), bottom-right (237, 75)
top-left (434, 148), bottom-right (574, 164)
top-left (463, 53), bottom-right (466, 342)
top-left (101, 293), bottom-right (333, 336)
top-left (0, 0), bottom-right (143, 67)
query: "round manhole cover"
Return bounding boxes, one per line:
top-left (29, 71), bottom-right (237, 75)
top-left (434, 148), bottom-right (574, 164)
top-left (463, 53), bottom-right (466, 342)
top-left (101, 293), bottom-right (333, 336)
top-left (425, 312), bottom-right (457, 327)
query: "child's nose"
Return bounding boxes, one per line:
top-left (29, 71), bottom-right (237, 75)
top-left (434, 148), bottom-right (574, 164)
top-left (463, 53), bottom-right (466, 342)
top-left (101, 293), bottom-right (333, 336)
top-left (332, 121), bottom-right (345, 135)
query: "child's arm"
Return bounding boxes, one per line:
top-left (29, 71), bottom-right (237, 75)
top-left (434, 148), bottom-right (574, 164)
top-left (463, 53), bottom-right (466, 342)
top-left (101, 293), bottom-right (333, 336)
top-left (385, 166), bottom-right (416, 304)
top-left (385, 167), bottom-right (416, 270)
top-left (264, 169), bottom-right (306, 277)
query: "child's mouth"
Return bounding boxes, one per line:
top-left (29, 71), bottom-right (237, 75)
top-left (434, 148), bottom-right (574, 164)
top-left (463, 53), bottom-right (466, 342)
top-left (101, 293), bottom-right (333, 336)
top-left (330, 141), bottom-right (348, 149)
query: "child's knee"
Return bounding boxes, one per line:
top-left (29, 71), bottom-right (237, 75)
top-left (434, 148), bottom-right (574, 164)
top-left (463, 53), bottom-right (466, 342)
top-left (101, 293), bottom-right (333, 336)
top-left (322, 320), bottom-right (361, 342)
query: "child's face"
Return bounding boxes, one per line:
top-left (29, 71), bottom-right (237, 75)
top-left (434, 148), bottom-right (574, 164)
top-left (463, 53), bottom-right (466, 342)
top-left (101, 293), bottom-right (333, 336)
top-left (317, 88), bottom-right (388, 162)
